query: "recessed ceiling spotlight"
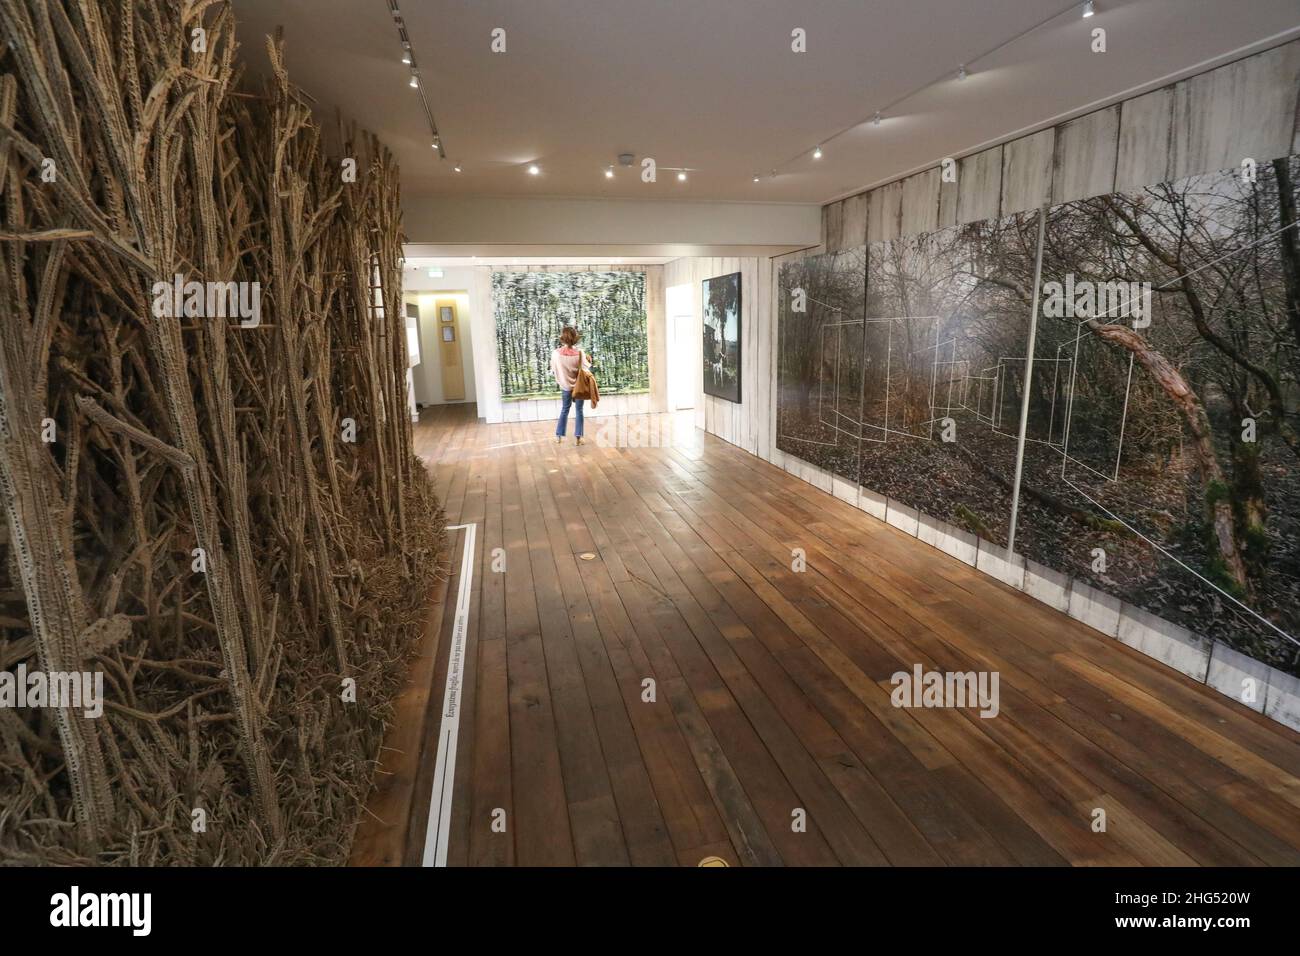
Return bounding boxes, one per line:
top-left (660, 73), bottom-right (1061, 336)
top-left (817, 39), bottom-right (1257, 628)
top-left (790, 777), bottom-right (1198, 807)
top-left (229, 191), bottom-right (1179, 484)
top-left (528, 164), bottom-right (540, 175)
top-left (813, 146), bottom-right (823, 159)
top-left (957, 63), bottom-right (968, 80)
top-left (677, 171), bottom-right (687, 181)
top-left (1082, 1), bottom-right (1096, 17)
top-left (605, 166), bottom-right (614, 179)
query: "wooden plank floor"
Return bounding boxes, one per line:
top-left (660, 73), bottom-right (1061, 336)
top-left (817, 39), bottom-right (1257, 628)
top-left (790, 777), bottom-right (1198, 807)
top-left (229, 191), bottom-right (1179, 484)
top-left (406, 403), bottom-right (1300, 867)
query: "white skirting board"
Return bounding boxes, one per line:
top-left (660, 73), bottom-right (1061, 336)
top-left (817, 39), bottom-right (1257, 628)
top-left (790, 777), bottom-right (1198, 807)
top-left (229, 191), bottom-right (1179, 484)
top-left (975, 538), bottom-right (1026, 591)
top-left (918, 513), bottom-right (977, 566)
top-left (884, 499), bottom-right (920, 537)
top-left (1115, 604), bottom-right (1211, 682)
top-left (858, 486), bottom-right (887, 521)
top-left (1023, 559), bottom-right (1070, 613)
top-left (1066, 579), bottom-right (1123, 639)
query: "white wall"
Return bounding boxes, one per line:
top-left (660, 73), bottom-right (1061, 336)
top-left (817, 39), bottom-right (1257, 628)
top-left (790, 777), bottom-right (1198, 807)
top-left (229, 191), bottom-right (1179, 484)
top-left (404, 290), bottom-right (473, 406)
top-left (402, 266), bottom-right (479, 406)
top-left (664, 283), bottom-right (696, 410)
top-left (662, 257), bottom-right (773, 457)
top-left (402, 196), bottom-right (820, 249)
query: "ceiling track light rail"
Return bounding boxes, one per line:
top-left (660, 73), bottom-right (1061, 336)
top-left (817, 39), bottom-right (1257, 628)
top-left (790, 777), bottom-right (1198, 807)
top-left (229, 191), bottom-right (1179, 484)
top-left (386, 1), bottom-right (452, 166)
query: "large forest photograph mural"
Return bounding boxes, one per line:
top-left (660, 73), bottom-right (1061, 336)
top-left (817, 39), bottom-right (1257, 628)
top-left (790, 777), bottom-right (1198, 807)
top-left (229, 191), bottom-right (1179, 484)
top-left (702, 272), bottom-right (743, 402)
top-left (1021, 159), bottom-right (1300, 672)
top-left (493, 271), bottom-right (650, 399)
top-left (777, 154), bottom-right (1300, 675)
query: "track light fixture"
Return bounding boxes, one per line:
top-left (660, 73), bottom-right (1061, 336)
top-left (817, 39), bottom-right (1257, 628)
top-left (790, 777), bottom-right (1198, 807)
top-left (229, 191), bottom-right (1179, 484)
top-left (872, 112), bottom-right (881, 126)
top-left (812, 145), bottom-right (822, 159)
top-left (1082, 1), bottom-right (1095, 17)
top-left (528, 164), bottom-right (540, 175)
top-left (389, 0), bottom-right (450, 165)
top-left (677, 171), bottom-right (687, 181)
top-left (958, 63), bottom-right (968, 80)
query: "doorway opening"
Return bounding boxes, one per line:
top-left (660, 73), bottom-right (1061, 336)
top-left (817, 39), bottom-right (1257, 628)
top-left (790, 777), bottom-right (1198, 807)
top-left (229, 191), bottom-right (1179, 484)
top-left (665, 283), bottom-right (695, 410)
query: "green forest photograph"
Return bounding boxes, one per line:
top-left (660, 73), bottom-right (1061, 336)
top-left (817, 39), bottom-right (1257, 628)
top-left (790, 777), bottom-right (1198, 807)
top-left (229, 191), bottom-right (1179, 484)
top-left (493, 271), bottom-right (650, 400)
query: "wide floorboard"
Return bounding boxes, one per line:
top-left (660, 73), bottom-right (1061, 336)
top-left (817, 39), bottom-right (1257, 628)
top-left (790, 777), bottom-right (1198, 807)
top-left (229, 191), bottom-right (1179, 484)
top-left (391, 403), bottom-right (1300, 867)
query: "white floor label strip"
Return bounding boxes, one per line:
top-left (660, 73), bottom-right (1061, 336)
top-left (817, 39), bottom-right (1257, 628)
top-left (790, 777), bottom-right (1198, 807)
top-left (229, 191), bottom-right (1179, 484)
top-left (422, 522), bottom-right (477, 867)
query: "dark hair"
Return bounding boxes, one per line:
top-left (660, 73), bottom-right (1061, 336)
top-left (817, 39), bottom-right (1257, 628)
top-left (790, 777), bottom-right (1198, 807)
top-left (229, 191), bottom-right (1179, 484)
top-left (559, 326), bottom-right (579, 347)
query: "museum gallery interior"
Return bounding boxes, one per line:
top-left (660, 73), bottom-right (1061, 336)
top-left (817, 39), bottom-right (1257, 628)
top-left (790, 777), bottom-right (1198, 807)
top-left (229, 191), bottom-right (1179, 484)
top-left (1, 0), bottom-right (1300, 872)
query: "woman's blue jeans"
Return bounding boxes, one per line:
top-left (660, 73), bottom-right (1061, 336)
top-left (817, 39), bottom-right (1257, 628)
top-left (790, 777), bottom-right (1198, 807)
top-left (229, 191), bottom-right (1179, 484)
top-left (556, 388), bottom-right (584, 438)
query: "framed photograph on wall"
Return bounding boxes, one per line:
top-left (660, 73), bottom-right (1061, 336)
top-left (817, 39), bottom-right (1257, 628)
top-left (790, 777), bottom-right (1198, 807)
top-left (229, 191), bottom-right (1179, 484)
top-left (702, 271), bottom-right (741, 403)
top-left (493, 271), bottom-right (650, 400)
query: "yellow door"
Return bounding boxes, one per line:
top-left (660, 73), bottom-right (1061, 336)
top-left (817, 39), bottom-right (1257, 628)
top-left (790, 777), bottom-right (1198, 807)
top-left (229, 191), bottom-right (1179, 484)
top-left (437, 298), bottom-right (465, 401)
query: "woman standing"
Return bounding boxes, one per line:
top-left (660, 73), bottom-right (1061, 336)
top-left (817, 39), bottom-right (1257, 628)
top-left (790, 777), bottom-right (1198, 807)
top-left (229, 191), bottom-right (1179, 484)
top-left (551, 326), bottom-right (591, 444)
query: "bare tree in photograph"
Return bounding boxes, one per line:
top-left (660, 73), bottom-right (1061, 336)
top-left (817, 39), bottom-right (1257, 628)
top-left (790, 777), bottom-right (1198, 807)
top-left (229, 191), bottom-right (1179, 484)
top-left (1021, 158), bottom-right (1300, 669)
top-left (702, 272), bottom-right (741, 403)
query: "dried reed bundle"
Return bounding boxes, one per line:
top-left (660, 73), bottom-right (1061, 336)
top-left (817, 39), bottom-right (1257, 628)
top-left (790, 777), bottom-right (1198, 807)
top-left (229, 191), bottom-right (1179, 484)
top-left (0, 0), bottom-right (440, 864)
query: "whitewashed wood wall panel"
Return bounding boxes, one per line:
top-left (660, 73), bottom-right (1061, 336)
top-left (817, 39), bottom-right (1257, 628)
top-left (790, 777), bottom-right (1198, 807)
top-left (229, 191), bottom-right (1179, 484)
top-left (867, 179), bottom-right (904, 243)
top-left (1000, 128), bottom-right (1054, 215)
top-left (937, 172), bottom-right (959, 229)
top-left (1114, 86), bottom-right (1174, 192)
top-left (840, 192), bottom-right (869, 249)
top-left (900, 168), bottom-right (941, 236)
top-left (1169, 41), bottom-right (1300, 183)
top-left (1052, 105), bottom-right (1119, 203)
top-left (821, 202), bottom-right (843, 255)
top-left (956, 145), bottom-right (1004, 224)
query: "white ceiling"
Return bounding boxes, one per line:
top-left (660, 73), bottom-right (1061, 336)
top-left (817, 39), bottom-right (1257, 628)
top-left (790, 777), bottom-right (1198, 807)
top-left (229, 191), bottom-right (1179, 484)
top-left (228, 0), bottom-right (1300, 205)
top-left (403, 255), bottom-right (674, 268)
